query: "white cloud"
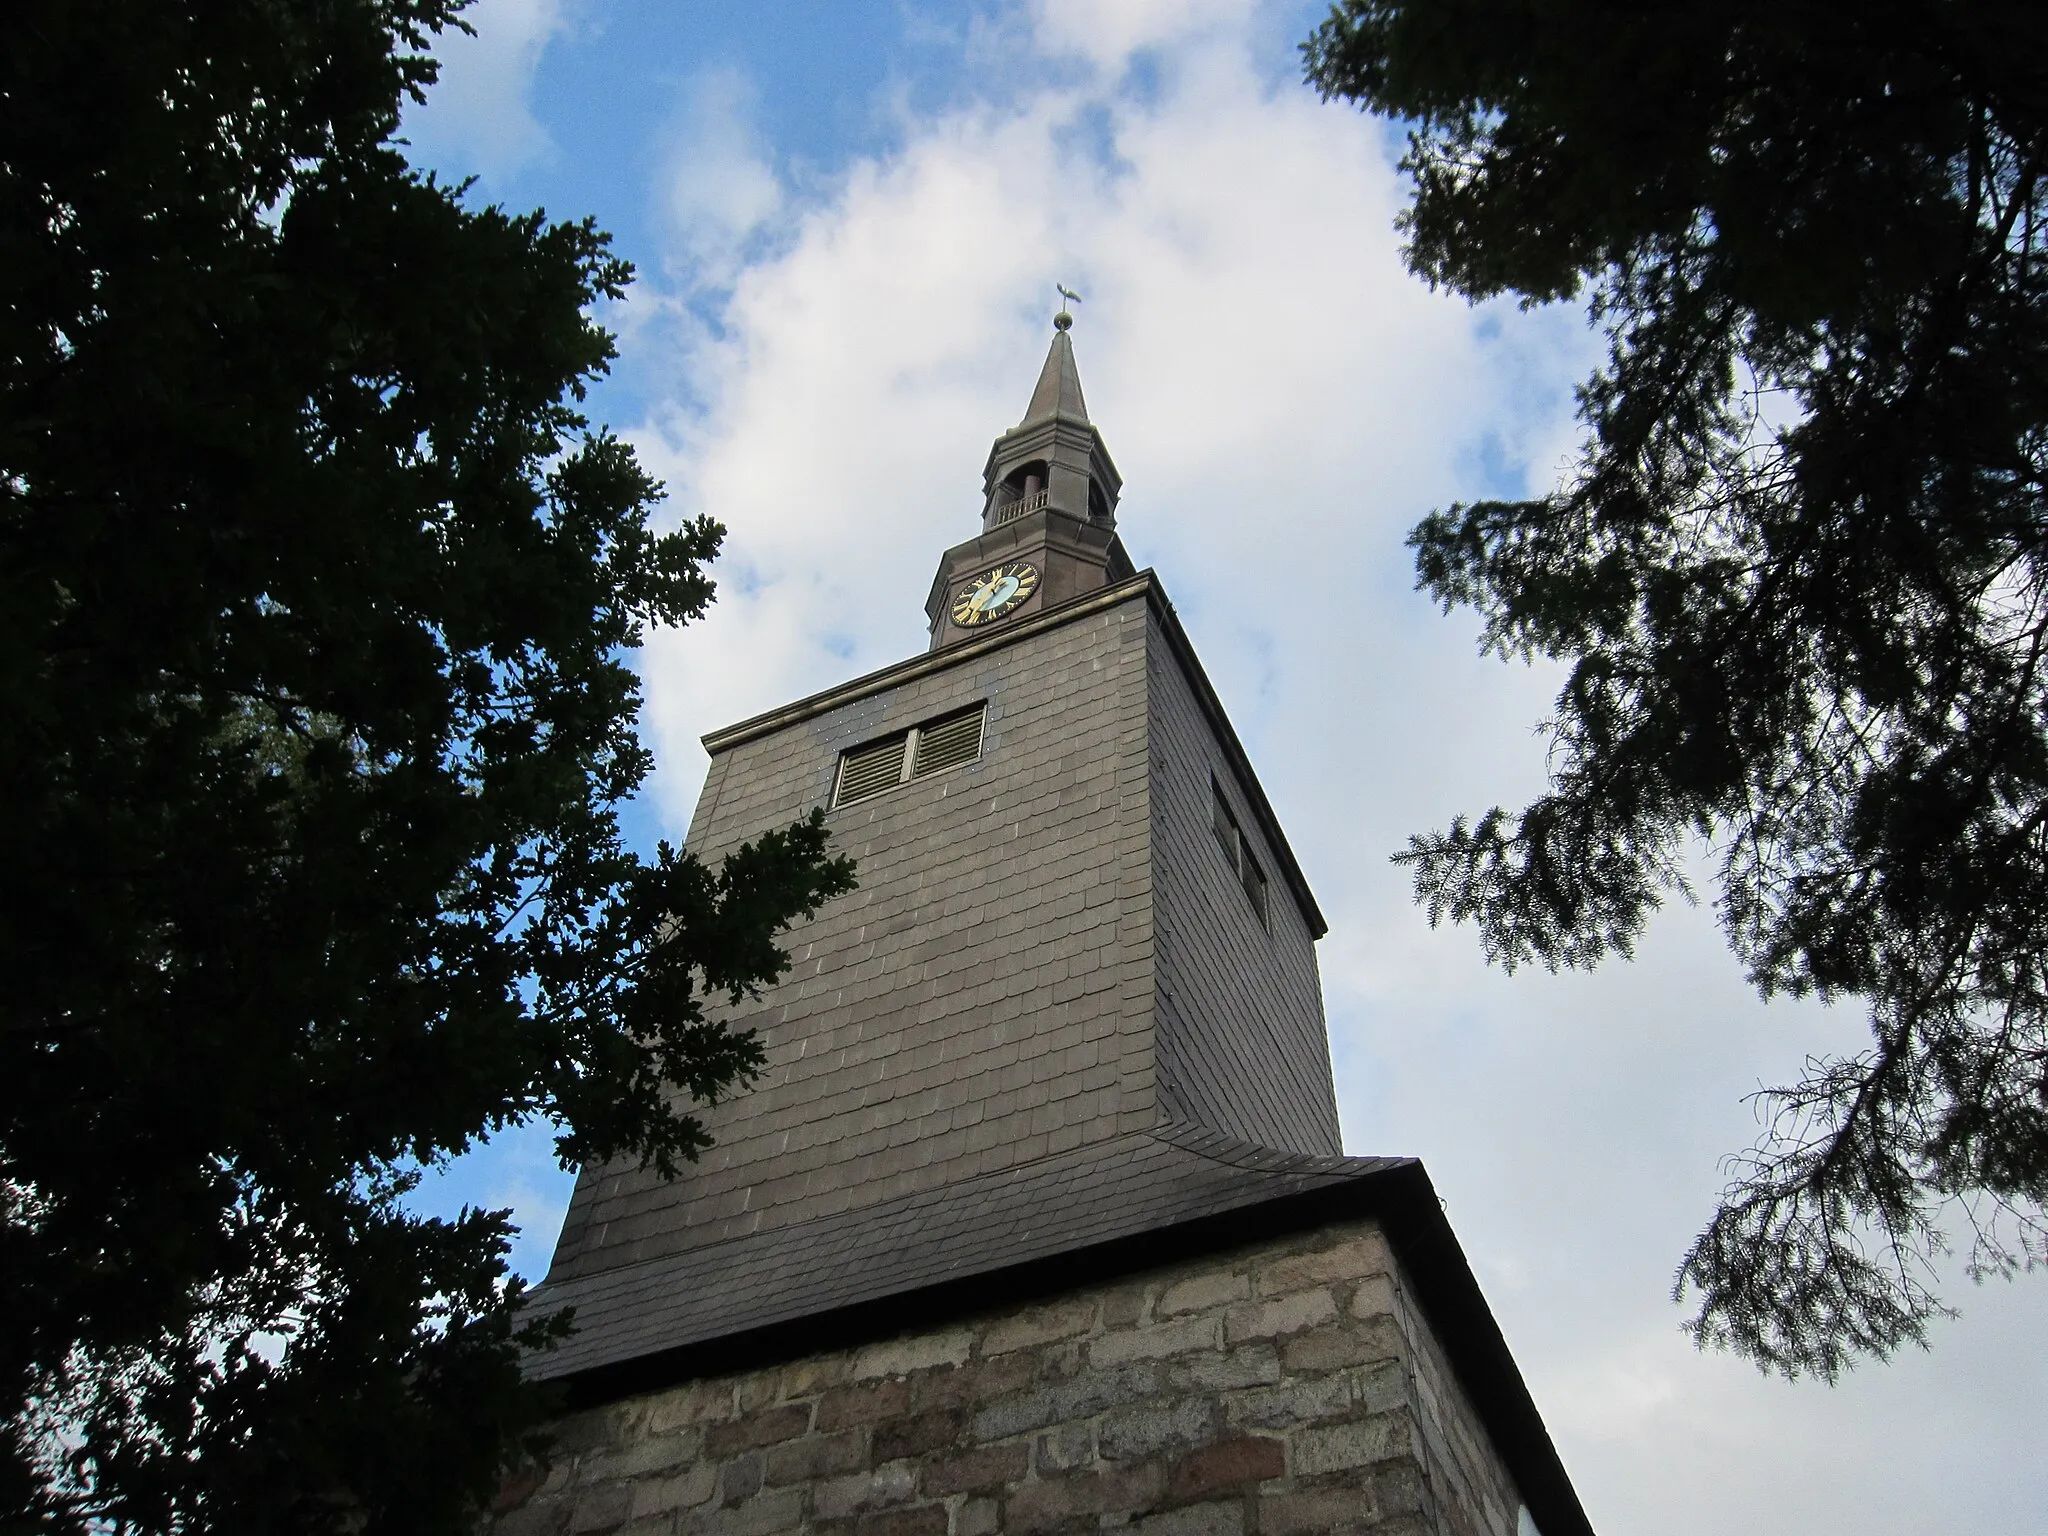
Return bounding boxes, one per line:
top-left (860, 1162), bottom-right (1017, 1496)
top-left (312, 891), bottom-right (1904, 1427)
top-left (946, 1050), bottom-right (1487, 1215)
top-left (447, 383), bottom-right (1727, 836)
top-left (623, 6), bottom-right (2048, 1534)
top-left (658, 67), bottom-right (787, 290)
top-left (401, 0), bottom-right (568, 184)
top-left (1031, 0), bottom-right (1258, 69)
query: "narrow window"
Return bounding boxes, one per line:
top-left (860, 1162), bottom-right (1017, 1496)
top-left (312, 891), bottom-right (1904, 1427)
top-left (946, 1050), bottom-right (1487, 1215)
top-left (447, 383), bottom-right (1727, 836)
top-left (1211, 775), bottom-right (1269, 929)
top-left (1212, 779), bottom-right (1239, 862)
top-left (833, 702), bottom-right (987, 808)
top-left (1240, 842), bottom-right (1269, 925)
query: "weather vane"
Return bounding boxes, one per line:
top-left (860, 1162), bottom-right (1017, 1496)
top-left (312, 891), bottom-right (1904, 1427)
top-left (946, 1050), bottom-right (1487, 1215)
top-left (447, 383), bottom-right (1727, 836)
top-left (1054, 283), bottom-right (1083, 331)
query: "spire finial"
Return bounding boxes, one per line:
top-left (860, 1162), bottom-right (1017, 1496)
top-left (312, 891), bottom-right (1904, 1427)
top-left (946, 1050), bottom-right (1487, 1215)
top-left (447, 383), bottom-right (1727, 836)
top-left (1054, 283), bottom-right (1083, 332)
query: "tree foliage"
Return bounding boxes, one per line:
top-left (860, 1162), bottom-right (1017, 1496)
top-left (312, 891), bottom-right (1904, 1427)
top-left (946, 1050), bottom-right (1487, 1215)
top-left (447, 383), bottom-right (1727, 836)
top-left (1305, 0), bottom-right (2048, 1376)
top-left (1, 1), bottom-right (853, 1528)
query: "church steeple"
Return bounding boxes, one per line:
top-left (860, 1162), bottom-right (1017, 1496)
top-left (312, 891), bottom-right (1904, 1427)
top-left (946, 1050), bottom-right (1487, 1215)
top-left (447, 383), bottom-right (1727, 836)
top-left (928, 306), bottom-right (1133, 649)
top-left (979, 312), bottom-right (1122, 533)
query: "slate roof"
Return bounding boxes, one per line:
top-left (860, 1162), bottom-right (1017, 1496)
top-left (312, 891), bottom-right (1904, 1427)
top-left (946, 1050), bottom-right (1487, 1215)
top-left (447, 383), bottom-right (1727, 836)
top-left (523, 1121), bottom-right (1405, 1387)
top-left (1021, 325), bottom-right (1089, 425)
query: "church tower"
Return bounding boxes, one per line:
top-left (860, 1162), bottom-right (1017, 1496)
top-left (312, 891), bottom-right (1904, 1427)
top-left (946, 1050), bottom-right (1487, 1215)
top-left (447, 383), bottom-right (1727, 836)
top-left (501, 314), bottom-right (1591, 1536)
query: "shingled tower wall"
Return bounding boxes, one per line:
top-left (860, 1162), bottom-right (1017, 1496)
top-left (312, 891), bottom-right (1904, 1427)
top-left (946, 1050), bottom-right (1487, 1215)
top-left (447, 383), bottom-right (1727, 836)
top-left (500, 320), bottom-right (1591, 1536)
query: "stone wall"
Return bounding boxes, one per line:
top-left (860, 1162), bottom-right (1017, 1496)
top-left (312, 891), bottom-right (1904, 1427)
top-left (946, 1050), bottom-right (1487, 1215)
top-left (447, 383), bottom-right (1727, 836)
top-left (496, 1218), bottom-right (1525, 1536)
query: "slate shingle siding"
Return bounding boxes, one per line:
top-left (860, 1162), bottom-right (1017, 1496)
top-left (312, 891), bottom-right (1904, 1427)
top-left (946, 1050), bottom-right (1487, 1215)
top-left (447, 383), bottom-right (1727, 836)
top-left (1145, 614), bottom-right (1342, 1154)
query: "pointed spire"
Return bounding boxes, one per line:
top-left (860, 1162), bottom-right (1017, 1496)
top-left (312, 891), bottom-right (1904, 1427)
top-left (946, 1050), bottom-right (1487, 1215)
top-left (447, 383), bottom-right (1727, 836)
top-left (975, 294), bottom-right (1121, 536)
top-left (1021, 326), bottom-right (1089, 427)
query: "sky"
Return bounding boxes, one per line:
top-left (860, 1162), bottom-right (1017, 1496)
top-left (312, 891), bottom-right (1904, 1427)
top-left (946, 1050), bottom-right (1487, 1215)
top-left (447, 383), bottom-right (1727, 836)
top-left (397, 4), bottom-right (2048, 1531)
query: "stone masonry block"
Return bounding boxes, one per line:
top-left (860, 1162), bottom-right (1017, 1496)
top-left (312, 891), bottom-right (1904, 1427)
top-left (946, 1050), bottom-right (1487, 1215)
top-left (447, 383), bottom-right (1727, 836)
top-left (1291, 1411), bottom-right (1415, 1477)
top-left (549, 1403), bottom-right (641, 1457)
top-left (872, 1407), bottom-right (966, 1463)
top-left (1222, 1372), bottom-right (1352, 1431)
top-left (761, 1429), bottom-right (865, 1486)
top-left (703, 1404), bottom-right (811, 1459)
top-left (735, 1369), bottom-right (785, 1416)
top-left (815, 1379), bottom-right (912, 1432)
top-left (1097, 1396), bottom-right (1217, 1461)
top-left (962, 1392), bottom-right (1056, 1458)
top-left (629, 1463), bottom-right (717, 1519)
top-left (567, 1482), bottom-right (634, 1535)
top-left (1088, 1313), bottom-right (1220, 1366)
top-left (581, 1429), bottom-right (704, 1484)
top-left (1347, 1360), bottom-right (1411, 1418)
top-left (645, 1383), bottom-right (736, 1435)
top-left (1157, 1268), bottom-right (1249, 1316)
top-left (828, 1507), bottom-right (947, 1536)
top-left (1368, 1456), bottom-right (1432, 1519)
top-left (1167, 1436), bottom-right (1286, 1505)
top-left (968, 1361), bottom-right (1160, 1442)
top-left (1279, 1316), bottom-right (1404, 1375)
top-left (1223, 1289), bottom-right (1338, 1345)
top-left (909, 1352), bottom-right (1038, 1413)
top-left (716, 1453), bottom-right (761, 1506)
top-left (687, 1488), bottom-right (806, 1536)
top-left (1256, 1489), bottom-right (1386, 1536)
top-left (916, 1440), bottom-right (1029, 1496)
top-left (1348, 1275), bottom-right (1399, 1320)
top-left (1253, 1232), bottom-right (1394, 1300)
top-left (1004, 1461), bottom-right (1169, 1535)
top-left (1167, 1343), bottom-right (1282, 1394)
top-left (1131, 1502), bottom-right (1246, 1536)
top-left (812, 1460), bottom-right (917, 1521)
top-left (1100, 1281), bottom-right (1151, 1329)
top-left (1035, 1421), bottom-right (1094, 1471)
top-left (492, 1465), bottom-right (553, 1514)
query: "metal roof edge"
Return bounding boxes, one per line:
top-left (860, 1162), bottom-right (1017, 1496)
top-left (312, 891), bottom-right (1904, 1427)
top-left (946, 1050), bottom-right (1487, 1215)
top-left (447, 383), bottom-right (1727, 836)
top-left (1369, 1165), bottom-right (1596, 1536)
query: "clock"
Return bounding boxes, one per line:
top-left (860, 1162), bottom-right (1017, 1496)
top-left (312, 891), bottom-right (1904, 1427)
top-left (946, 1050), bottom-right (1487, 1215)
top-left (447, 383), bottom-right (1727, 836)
top-left (951, 561), bottom-right (1040, 627)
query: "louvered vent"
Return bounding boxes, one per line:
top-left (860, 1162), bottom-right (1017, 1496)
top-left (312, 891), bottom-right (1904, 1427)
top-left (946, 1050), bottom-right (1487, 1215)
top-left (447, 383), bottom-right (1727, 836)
top-left (912, 705), bottom-right (985, 778)
top-left (832, 702), bottom-right (988, 808)
top-left (834, 733), bottom-right (908, 807)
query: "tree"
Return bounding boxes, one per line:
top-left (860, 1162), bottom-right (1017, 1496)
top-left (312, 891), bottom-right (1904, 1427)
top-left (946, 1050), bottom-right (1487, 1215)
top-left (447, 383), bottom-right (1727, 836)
top-left (1, 2), bottom-right (854, 1529)
top-left (1304, 0), bottom-right (2048, 1377)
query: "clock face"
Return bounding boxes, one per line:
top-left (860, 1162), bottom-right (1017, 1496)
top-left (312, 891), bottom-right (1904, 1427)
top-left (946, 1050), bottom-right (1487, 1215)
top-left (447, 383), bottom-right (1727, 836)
top-left (952, 561), bottom-right (1040, 627)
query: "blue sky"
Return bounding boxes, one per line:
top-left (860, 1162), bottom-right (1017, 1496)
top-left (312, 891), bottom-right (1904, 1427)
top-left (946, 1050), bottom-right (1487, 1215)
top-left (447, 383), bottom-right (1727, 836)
top-left (394, 5), bottom-right (2047, 1532)
top-left (405, 1), bottom-right (1376, 450)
